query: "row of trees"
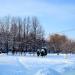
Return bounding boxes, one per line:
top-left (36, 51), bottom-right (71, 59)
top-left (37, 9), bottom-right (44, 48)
top-left (0, 16), bottom-right (75, 54)
top-left (0, 16), bottom-right (45, 54)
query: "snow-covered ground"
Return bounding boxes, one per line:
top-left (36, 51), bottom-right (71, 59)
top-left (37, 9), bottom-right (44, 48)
top-left (0, 53), bottom-right (75, 75)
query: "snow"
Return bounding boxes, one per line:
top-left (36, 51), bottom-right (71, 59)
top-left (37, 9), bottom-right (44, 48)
top-left (0, 53), bottom-right (75, 75)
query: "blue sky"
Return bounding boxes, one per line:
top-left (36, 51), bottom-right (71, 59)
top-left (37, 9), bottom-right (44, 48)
top-left (0, 0), bottom-right (75, 39)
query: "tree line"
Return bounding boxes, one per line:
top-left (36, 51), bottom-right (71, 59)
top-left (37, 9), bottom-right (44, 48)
top-left (0, 16), bottom-right (45, 54)
top-left (0, 16), bottom-right (75, 54)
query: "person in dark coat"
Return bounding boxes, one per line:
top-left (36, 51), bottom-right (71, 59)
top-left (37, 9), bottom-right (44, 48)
top-left (41, 48), bottom-right (47, 56)
top-left (44, 48), bottom-right (47, 56)
top-left (41, 49), bottom-right (45, 56)
top-left (37, 49), bottom-right (40, 56)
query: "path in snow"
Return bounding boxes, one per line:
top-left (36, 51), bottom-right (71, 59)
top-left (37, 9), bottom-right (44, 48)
top-left (0, 54), bottom-right (75, 75)
top-left (0, 55), bottom-right (27, 75)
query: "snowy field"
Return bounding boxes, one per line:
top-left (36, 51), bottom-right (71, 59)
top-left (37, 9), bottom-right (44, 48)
top-left (0, 53), bottom-right (75, 75)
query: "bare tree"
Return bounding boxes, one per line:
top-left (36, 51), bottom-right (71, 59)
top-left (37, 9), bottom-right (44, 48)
top-left (0, 19), bottom-right (5, 49)
top-left (23, 17), bottom-right (26, 40)
top-left (31, 17), bottom-right (39, 53)
top-left (17, 17), bottom-right (22, 42)
top-left (10, 17), bottom-right (18, 50)
top-left (25, 17), bottom-right (31, 52)
top-left (4, 16), bottom-right (10, 54)
top-left (31, 17), bottom-right (45, 53)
